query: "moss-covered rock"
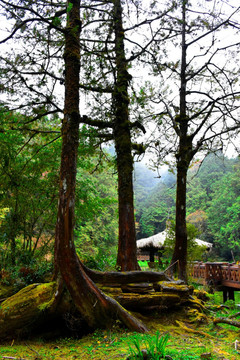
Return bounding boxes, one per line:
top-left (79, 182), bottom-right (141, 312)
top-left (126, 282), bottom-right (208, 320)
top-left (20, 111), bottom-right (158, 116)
top-left (193, 289), bottom-right (210, 302)
top-left (0, 282), bottom-right (57, 339)
top-left (153, 281), bottom-right (193, 296)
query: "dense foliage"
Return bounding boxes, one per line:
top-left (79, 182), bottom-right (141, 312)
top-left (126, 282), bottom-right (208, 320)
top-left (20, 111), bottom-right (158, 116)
top-left (0, 103), bottom-right (239, 278)
top-left (0, 115), bottom-right (239, 276)
top-left (0, 111), bottom-right (118, 277)
top-left (134, 153), bottom-right (240, 262)
top-left (0, 0), bottom-right (239, 277)
top-left (0, 111), bottom-right (60, 268)
top-left (74, 141), bottom-right (118, 268)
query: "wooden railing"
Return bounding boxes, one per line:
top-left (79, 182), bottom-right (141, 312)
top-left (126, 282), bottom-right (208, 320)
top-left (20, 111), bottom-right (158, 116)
top-left (192, 262), bottom-right (240, 289)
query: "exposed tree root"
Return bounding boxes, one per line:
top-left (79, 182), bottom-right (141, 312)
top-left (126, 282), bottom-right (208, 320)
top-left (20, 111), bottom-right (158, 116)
top-left (187, 309), bottom-right (208, 324)
top-left (175, 320), bottom-right (214, 338)
top-left (0, 273), bottom-right (196, 339)
top-left (82, 263), bottom-right (171, 285)
top-left (213, 317), bottom-right (240, 328)
top-left (229, 311), bottom-right (240, 319)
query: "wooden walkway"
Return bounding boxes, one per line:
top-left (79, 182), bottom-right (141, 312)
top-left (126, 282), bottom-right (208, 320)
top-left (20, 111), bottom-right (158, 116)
top-left (192, 262), bottom-right (240, 301)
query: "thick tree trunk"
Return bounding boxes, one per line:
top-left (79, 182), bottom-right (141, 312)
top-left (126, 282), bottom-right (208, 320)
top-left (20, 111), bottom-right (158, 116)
top-left (115, 139), bottom-right (139, 271)
top-left (54, 0), bottom-right (146, 333)
top-left (171, 156), bottom-right (189, 281)
top-left (56, 241), bottom-right (148, 331)
top-left (170, 1), bottom-right (195, 282)
top-left (54, 0), bottom-right (81, 278)
top-left (113, 0), bottom-right (139, 271)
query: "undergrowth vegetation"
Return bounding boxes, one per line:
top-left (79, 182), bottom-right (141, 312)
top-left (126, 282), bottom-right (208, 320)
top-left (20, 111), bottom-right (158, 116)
top-left (1, 288), bottom-right (240, 359)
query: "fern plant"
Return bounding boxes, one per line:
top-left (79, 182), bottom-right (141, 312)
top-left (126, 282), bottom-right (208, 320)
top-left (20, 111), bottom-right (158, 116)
top-left (127, 331), bottom-right (170, 359)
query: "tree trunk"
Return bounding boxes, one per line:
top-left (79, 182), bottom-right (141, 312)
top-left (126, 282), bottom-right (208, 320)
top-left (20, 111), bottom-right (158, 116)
top-left (170, 1), bottom-right (195, 282)
top-left (113, 0), bottom-right (139, 271)
top-left (54, 0), bottom-right (146, 333)
top-left (10, 234), bottom-right (16, 266)
top-left (9, 208), bottom-right (18, 266)
top-left (171, 155), bottom-right (189, 281)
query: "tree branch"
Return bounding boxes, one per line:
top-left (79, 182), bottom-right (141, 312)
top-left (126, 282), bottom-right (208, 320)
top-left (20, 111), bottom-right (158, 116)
top-left (81, 115), bottom-right (113, 129)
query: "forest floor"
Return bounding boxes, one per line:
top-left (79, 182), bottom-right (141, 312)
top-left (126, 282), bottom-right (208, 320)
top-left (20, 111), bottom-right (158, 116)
top-left (0, 291), bottom-right (240, 360)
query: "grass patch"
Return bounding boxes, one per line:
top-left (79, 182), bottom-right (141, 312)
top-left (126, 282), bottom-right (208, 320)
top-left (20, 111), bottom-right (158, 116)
top-left (138, 260), bottom-right (149, 270)
top-left (1, 307), bottom-right (240, 359)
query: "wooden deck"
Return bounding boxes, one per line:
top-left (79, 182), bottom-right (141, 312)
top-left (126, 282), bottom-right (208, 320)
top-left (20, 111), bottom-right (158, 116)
top-left (192, 262), bottom-right (240, 301)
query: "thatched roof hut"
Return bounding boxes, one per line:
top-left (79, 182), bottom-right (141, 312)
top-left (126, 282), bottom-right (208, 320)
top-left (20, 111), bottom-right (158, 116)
top-left (137, 231), bottom-right (212, 262)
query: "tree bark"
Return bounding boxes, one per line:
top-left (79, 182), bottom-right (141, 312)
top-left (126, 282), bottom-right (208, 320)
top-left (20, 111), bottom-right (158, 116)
top-left (54, 0), bottom-right (146, 333)
top-left (9, 207), bottom-right (18, 266)
top-left (113, 0), bottom-right (139, 271)
top-left (171, 153), bottom-right (189, 281)
top-left (82, 263), bottom-right (170, 284)
top-left (213, 317), bottom-right (240, 328)
top-left (170, 1), bottom-right (195, 282)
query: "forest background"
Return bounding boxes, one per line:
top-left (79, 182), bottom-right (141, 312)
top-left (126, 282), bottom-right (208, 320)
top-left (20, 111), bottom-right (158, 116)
top-left (0, 0), bottom-right (239, 284)
top-left (0, 121), bottom-right (239, 282)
